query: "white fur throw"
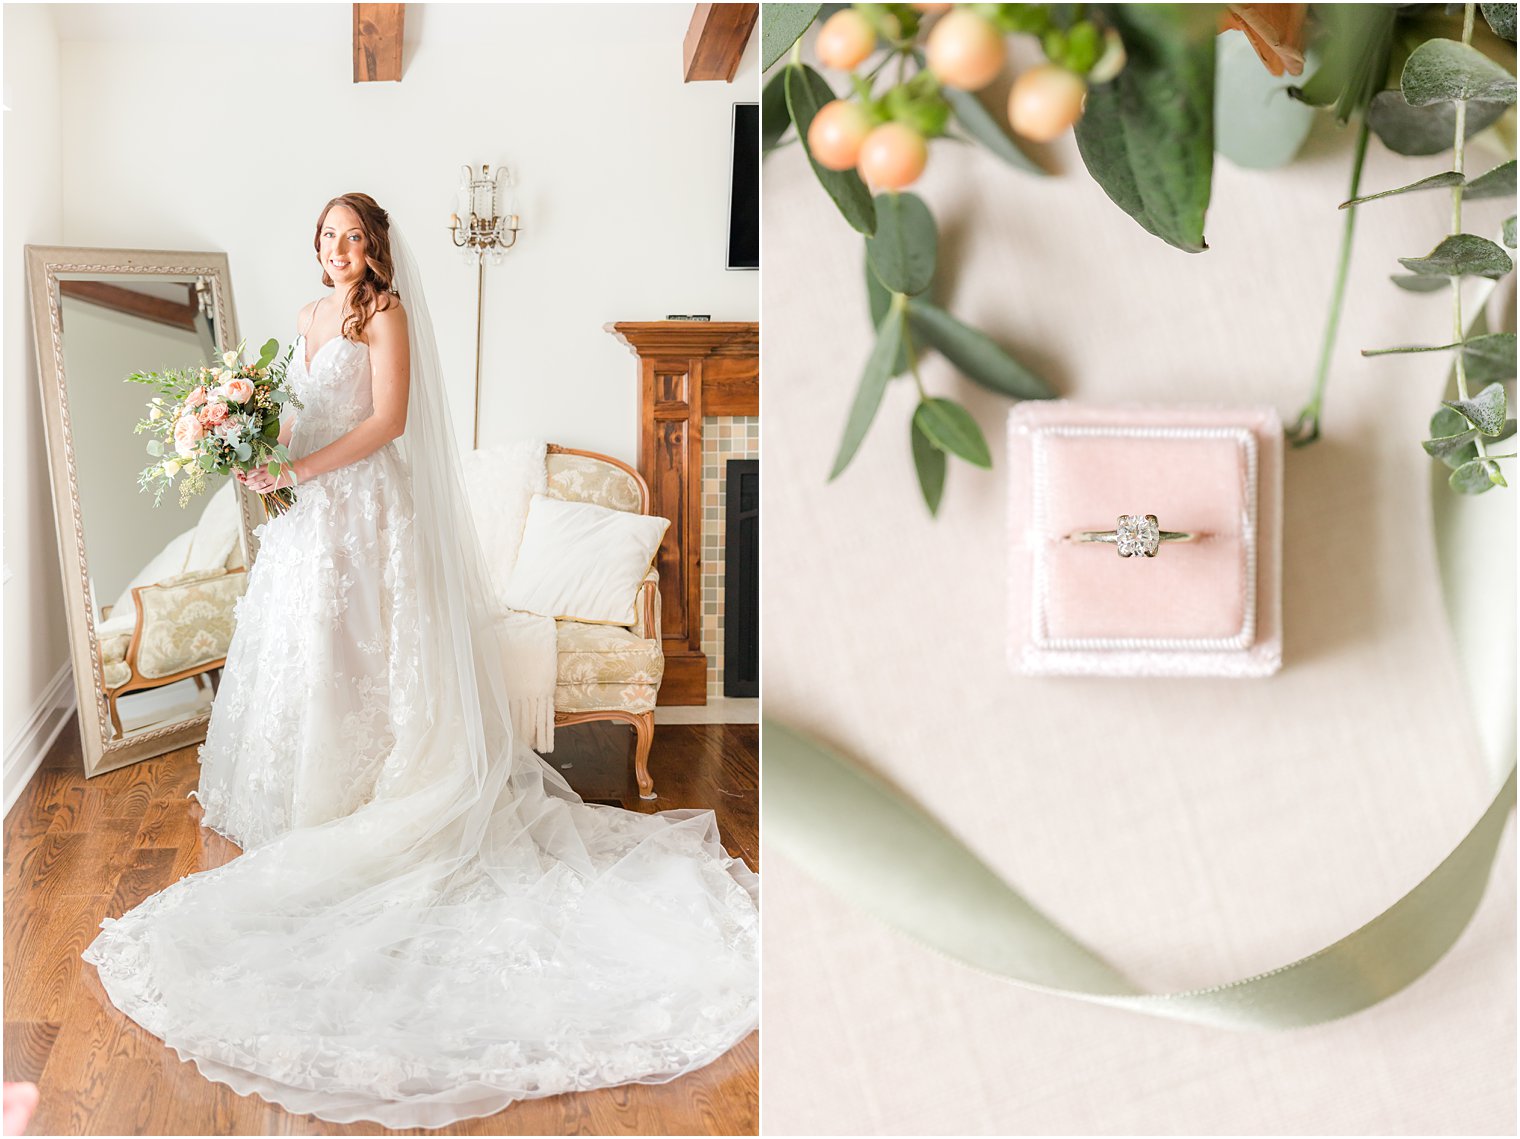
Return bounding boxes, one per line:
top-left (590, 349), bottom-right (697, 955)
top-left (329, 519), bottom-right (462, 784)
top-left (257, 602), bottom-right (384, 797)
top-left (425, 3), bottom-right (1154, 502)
top-left (461, 440), bottom-right (557, 753)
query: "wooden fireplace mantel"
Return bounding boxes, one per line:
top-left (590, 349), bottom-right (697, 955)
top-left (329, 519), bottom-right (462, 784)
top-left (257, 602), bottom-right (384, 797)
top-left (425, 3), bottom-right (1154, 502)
top-left (606, 321), bottom-right (759, 705)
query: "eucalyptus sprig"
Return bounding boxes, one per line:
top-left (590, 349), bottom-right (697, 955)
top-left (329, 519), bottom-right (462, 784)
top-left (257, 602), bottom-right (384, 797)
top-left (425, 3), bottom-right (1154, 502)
top-left (1352, 2), bottom-right (1517, 493)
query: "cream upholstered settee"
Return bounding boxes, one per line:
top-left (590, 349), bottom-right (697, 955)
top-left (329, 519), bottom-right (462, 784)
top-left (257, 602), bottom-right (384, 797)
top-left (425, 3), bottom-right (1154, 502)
top-left (96, 481), bottom-right (248, 735)
top-left (544, 444), bottom-right (665, 799)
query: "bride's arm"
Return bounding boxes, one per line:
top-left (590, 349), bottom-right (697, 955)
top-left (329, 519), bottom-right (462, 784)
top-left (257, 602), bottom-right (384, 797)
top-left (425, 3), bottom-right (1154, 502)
top-left (243, 302), bottom-right (410, 494)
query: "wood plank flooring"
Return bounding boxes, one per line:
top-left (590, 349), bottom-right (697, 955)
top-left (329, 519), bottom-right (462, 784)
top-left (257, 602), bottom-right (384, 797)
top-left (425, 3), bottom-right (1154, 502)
top-left (4, 717), bottom-right (759, 1136)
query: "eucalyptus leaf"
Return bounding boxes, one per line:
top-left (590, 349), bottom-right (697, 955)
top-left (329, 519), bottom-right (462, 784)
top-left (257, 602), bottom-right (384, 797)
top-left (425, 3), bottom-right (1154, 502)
top-left (1401, 38), bottom-right (1518, 106)
top-left (865, 255), bottom-right (911, 375)
top-left (1072, 4), bottom-right (1216, 253)
top-left (1483, 2), bottom-right (1518, 40)
top-left (830, 304), bottom-right (904, 479)
top-left (267, 461), bottom-right (279, 478)
top-left (200, 454), bottom-right (216, 471)
top-left (786, 63), bottom-right (877, 236)
top-left (1362, 342), bottom-right (1461, 356)
top-left (913, 398), bottom-right (991, 468)
top-left (1422, 407), bottom-right (1479, 464)
top-left (1340, 171), bottom-right (1464, 208)
top-left (235, 442), bottom-right (253, 462)
top-left (1366, 89), bottom-right (1508, 156)
top-left (1505, 216), bottom-right (1517, 248)
top-left (910, 416), bottom-right (947, 515)
top-left (1464, 160), bottom-right (1517, 200)
top-left (866, 192), bottom-right (937, 296)
top-left (270, 389), bottom-right (288, 404)
top-left (940, 84), bottom-right (1045, 175)
top-left (1214, 28), bottom-right (1316, 170)
top-left (762, 67), bottom-right (792, 154)
top-left (1463, 333), bottom-right (1517, 383)
top-left (1398, 233), bottom-right (1514, 279)
top-left (256, 338), bottom-right (279, 369)
top-left (762, 3), bottom-right (821, 71)
top-left (146, 438), bottom-right (164, 457)
top-left (1391, 273), bottom-right (1451, 292)
top-left (1443, 381), bottom-right (1508, 436)
top-left (906, 301), bottom-right (1053, 400)
top-left (263, 416), bottom-right (281, 438)
top-left (1449, 457), bottom-right (1502, 493)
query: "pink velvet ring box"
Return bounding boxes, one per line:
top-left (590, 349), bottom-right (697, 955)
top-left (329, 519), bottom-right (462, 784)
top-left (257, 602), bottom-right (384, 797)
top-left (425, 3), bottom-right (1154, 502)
top-left (1007, 402), bottom-right (1283, 678)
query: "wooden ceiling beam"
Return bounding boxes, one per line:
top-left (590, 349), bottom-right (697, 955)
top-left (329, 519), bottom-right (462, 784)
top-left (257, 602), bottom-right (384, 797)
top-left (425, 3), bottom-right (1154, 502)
top-left (682, 3), bottom-right (757, 83)
top-left (59, 280), bottom-right (198, 332)
top-left (353, 3), bottom-right (404, 83)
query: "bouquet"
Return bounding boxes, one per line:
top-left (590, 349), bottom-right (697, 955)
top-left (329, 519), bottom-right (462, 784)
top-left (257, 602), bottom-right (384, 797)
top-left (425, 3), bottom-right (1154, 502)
top-left (130, 337), bottom-right (304, 516)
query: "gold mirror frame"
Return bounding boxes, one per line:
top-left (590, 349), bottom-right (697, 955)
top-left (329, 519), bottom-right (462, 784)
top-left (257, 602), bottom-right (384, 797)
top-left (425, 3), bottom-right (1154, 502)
top-left (24, 245), bottom-right (263, 778)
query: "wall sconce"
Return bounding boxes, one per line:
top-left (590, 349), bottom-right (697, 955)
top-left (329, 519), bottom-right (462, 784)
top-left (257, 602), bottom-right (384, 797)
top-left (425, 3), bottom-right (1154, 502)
top-left (449, 163), bottom-right (523, 449)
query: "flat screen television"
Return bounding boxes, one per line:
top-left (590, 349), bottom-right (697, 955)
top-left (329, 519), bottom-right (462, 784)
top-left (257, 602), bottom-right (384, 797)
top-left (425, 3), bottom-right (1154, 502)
top-left (727, 102), bottom-right (759, 271)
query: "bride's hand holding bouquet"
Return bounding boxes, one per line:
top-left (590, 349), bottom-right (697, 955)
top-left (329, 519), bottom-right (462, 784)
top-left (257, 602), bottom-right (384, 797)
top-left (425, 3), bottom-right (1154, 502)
top-left (130, 337), bottom-right (305, 516)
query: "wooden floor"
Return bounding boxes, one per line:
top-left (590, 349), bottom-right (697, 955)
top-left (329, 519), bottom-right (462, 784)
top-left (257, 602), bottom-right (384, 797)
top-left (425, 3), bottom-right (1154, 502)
top-left (3, 717), bottom-right (759, 1137)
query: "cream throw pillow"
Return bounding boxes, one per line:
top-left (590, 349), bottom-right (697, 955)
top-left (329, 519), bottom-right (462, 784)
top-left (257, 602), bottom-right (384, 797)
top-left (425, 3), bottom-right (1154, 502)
top-left (504, 494), bottom-right (669, 625)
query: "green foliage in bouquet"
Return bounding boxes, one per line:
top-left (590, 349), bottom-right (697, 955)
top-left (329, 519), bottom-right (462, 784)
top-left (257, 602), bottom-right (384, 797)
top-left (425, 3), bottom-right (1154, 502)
top-left (763, 1), bottom-right (1518, 512)
top-left (129, 337), bottom-right (304, 514)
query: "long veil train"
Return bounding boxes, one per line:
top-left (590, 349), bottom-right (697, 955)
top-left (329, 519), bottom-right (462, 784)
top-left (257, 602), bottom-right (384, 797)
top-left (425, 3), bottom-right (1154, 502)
top-left (81, 223), bottom-right (759, 1128)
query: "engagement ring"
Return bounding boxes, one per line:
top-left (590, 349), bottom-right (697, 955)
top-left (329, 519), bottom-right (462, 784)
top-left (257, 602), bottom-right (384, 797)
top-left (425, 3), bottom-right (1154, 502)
top-left (1068, 515), bottom-right (1200, 558)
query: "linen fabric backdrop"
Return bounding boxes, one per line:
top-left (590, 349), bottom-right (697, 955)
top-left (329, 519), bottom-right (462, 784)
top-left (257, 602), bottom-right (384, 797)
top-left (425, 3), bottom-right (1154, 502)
top-left (758, 57), bottom-right (1518, 1138)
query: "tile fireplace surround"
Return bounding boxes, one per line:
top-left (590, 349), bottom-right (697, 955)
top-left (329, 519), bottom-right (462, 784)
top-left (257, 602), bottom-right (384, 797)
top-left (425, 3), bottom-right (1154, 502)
top-left (606, 321), bottom-right (758, 705)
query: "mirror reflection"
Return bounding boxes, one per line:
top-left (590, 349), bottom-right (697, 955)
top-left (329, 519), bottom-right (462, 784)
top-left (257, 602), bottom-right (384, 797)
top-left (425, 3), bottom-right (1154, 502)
top-left (58, 272), bottom-right (247, 739)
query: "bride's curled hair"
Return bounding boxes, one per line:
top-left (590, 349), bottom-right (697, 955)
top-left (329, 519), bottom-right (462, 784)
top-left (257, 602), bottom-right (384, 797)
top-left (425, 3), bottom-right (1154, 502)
top-left (313, 192), bottom-right (401, 342)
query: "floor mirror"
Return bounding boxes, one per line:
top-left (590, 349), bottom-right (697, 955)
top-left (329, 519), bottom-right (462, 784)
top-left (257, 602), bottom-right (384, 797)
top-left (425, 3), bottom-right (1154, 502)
top-left (25, 245), bottom-right (263, 777)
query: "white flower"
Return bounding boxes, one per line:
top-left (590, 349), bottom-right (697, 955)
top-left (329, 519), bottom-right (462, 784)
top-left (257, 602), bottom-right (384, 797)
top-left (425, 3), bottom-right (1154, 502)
top-left (221, 349), bottom-right (239, 368)
top-left (162, 458), bottom-right (182, 476)
top-left (148, 406), bottom-right (162, 421)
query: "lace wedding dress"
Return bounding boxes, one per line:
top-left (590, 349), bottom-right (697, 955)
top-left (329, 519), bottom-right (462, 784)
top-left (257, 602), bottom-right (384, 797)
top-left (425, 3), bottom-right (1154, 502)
top-left (81, 226), bottom-right (759, 1129)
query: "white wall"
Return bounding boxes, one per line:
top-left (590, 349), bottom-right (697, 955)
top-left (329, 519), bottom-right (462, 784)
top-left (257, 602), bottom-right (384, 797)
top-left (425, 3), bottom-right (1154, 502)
top-left (52, 3), bottom-right (759, 459)
top-left (3, 4), bottom-right (74, 782)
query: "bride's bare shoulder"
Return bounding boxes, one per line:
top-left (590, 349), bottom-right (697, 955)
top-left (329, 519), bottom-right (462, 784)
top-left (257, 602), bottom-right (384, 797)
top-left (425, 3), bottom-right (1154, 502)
top-left (369, 293), bottom-right (408, 337)
top-left (295, 298), bottom-right (320, 335)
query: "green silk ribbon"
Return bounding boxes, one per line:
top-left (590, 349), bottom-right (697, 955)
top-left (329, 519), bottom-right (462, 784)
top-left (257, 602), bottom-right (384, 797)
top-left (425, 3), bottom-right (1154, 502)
top-left (766, 383), bottom-right (1516, 1030)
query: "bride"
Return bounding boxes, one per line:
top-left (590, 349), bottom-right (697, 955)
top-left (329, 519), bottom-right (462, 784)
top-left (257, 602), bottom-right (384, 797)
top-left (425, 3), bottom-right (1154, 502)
top-left (81, 193), bottom-right (759, 1129)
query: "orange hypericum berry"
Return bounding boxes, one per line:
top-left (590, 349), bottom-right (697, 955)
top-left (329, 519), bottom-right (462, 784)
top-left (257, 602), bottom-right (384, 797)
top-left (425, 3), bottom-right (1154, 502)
top-left (857, 122), bottom-right (928, 189)
top-left (1008, 64), bottom-right (1088, 141)
top-left (815, 9), bottom-right (877, 71)
top-left (807, 99), bottom-right (874, 171)
top-left (925, 9), bottom-right (1006, 91)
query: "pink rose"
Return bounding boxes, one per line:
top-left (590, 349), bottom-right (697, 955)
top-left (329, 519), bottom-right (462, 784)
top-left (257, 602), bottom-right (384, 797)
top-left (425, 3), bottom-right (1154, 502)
top-left (185, 385), bottom-right (208, 408)
top-left (220, 376), bottom-right (255, 404)
top-left (202, 400), bottom-right (230, 425)
top-left (173, 414), bottom-right (205, 457)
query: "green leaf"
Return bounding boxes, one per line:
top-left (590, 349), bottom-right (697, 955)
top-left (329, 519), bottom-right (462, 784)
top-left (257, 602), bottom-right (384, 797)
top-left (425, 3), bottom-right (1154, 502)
top-left (866, 192), bottom-right (937, 296)
top-left (1340, 171), bottom-right (1464, 209)
top-left (1402, 38), bottom-right (1518, 106)
top-left (762, 3), bottom-right (820, 72)
top-left (913, 398), bottom-right (991, 468)
top-left (865, 254), bottom-right (911, 375)
top-left (1505, 216), bottom-right (1517, 249)
top-left (1463, 333), bottom-right (1517, 383)
top-left (235, 442), bottom-right (253, 462)
top-left (762, 67), bottom-right (792, 155)
top-left (266, 461), bottom-right (279, 478)
top-left (1366, 89), bottom-right (1508, 156)
top-left (1072, 4), bottom-right (1217, 253)
top-left (1292, 4), bottom-right (1397, 122)
top-left (1443, 381), bottom-right (1508, 436)
top-left (263, 415), bottom-right (281, 438)
top-left (1423, 424), bottom-right (1479, 465)
top-left (910, 416), bottom-right (947, 515)
top-left (906, 301), bottom-right (1053, 400)
top-left (199, 453), bottom-right (216, 471)
top-left (1449, 457), bottom-right (1503, 493)
top-left (1483, 2), bottom-right (1518, 40)
top-left (786, 64), bottom-right (877, 236)
top-left (1398, 234), bottom-right (1514, 279)
top-left (1362, 342), bottom-right (1461, 356)
top-left (255, 337), bottom-right (279, 369)
top-left (146, 438), bottom-right (164, 457)
top-left (830, 303), bottom-right (904, 479)
top-left (269, 389), bottom-right (288, 404)
top-left (1464, 160), bottom-right (1516, 200)
top-left (1391, 273), bottom-right (1451, 292)
top-left (1214, 29), bottom-right (1315, 170)
top-left (940, 85), bottom-right (1045, 175)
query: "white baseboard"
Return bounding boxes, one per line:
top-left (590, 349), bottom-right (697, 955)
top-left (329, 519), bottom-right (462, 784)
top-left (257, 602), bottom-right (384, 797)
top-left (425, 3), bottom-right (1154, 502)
top-left (4, 661), bottom-right (75, 816)
top-left (654, 696), bottom-right (759, 725)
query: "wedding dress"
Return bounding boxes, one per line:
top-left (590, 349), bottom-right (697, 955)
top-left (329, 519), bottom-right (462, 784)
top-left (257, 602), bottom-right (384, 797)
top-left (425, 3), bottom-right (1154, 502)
top-left (81, 224), bottom-right (759, 1129)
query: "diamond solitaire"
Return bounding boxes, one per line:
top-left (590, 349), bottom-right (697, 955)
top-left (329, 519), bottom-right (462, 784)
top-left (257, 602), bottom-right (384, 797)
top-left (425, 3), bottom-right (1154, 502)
top-left (1069, 515), bottom-right (1200, 557)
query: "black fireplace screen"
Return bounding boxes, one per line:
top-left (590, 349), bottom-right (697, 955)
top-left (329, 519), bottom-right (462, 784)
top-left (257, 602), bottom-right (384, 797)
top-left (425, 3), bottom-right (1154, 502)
top-left (723, 459), bottom-right (759, 698)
